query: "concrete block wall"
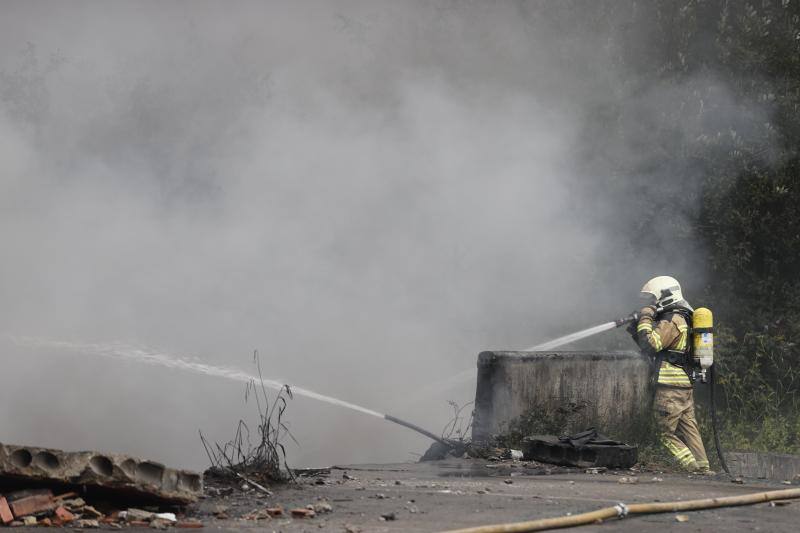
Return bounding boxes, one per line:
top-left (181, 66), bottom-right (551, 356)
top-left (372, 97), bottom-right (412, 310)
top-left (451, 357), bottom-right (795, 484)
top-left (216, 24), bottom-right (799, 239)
top-left (472, 351), bottom-right (652, 444)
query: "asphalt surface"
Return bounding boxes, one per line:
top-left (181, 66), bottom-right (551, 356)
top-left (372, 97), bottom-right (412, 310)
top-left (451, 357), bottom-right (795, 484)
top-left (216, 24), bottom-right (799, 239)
top-left (189, 458), bottom-right (800, 532)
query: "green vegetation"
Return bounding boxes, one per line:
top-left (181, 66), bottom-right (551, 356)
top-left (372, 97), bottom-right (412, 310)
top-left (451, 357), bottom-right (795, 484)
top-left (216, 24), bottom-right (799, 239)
top-left (515, 1), bottom-right (800, 459)
top-left (596, 0), bottom-right (800, 456)
top-left (711, 331), bottom-right (800, 455)
top-left (494, 401), bottom-right (597, 449)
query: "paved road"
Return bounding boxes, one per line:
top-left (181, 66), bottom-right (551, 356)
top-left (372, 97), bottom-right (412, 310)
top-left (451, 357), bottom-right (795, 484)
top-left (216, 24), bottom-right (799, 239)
top-left (192, 458), bottom-right (800, 532)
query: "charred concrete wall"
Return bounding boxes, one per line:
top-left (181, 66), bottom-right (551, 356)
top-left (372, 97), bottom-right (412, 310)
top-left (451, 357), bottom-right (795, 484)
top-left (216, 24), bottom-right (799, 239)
top-left (472, 351), bottom-right (651, 444)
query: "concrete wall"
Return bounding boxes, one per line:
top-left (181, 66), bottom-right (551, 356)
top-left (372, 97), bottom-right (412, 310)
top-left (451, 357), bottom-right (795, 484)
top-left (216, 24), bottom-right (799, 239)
top-left (727, 451), bottom-right (800, 481)
top-left (472, 351), bottom-right (652, 444)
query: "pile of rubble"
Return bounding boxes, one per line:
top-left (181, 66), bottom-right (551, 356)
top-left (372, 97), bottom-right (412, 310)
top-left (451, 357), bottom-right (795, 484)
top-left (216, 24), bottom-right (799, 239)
top-left (0, 442), bottom-right (202, 506)
top-left (0, 489), bottom-right (203, 528)
top-left (199, 470), bottom-right (335, 524)
top-left (239, 501), bottom-right (333, 521)
top-left (0, 442), bottom-right (205, 529)
top-left (0, 442), bottom-right (345, 528)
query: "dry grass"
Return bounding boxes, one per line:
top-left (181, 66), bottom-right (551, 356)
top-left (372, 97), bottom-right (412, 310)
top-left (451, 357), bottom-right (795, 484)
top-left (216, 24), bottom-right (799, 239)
top-left (200, 351), bottom-right (296, 486)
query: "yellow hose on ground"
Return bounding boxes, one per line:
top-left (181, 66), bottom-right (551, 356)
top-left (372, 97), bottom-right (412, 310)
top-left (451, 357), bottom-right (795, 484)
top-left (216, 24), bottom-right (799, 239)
top-left (440, 487), bottom-right (800, 533)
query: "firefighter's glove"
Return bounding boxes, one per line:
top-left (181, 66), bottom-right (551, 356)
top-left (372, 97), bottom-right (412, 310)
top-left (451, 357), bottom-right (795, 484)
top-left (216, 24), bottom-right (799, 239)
top-left (625, 321), bottom-right (638, 341)
top-left (638, 305), bottom-right (657, 319)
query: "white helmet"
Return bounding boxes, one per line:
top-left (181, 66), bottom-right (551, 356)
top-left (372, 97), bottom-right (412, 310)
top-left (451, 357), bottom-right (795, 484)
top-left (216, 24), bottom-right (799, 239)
top-left (640, 276), bottom-right (690, 310)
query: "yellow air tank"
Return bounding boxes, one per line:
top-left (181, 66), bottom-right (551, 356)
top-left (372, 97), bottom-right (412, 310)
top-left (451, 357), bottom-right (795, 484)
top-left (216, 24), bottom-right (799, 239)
top-left (693, 307), bottom-right (714, 382)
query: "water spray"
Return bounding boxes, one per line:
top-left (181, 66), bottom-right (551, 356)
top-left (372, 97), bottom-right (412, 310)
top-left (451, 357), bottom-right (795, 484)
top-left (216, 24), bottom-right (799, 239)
top-left (9, 308), bottom-right (720, 468)
top-left (525, 320), bottom-right (622, 351)
top-left (404, 314), bottom-right (641, 403)
top-left (524, 311), bottom-right (639, 352)
top-left (7, 336), bottom-right (455, 449)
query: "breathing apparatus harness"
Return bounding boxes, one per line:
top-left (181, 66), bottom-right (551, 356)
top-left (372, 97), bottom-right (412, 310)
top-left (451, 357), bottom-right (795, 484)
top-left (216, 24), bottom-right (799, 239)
top-left (659, 305), bottom-right (695, 381)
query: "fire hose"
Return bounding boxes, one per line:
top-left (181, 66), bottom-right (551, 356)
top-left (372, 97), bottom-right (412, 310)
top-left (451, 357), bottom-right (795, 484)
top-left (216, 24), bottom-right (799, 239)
top-left (709, 363), bottom-right (730, 474)
top-left (441, 487), bottom-right (800, 533)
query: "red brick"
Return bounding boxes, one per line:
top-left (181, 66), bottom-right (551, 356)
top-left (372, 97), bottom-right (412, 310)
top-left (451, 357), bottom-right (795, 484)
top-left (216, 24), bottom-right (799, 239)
top-left (176, 521), bottom-right (204, 528)
top-left (9, 494), bottom-right (55, 518)
top-left (0, 497), bottom-right (13, 524)
top-left (54, 506), bottom-right (75, 523)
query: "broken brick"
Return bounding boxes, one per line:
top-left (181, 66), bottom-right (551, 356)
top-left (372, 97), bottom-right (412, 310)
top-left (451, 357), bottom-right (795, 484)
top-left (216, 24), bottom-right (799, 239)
top-left (265, 507), bottom-right (283, 517)
top-left (290, 508), bottom-right (315, 518)
top-left (176, 520), bottom-right (204, 528)
top-left (54, 506), bottom-right (76, 523)
top-left (9, 493), bottom-right (55, 518)
top-left (0, 497), bottom-right (13, 524)
top-left (40, 517), bottom-right (52, 527)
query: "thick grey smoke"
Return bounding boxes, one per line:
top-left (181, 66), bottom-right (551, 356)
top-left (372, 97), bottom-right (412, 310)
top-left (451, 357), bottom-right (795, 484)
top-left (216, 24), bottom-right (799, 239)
top-left (0, 1), bottom-right (766, 468)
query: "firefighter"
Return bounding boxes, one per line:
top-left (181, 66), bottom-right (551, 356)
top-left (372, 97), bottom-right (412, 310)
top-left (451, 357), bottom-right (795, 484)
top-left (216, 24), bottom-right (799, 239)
top-left (634, 276), bottom-right (713, 474)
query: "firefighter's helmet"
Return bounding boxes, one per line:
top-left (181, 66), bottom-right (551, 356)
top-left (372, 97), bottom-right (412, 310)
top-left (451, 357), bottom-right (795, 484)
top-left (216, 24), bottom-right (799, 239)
top-left (640, 276), bottom-right (685, 310)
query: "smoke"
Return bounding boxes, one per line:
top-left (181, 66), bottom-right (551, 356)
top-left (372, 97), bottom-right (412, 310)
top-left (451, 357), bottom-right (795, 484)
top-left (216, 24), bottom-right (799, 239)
top-left (0, 1), bottom-right (770, 468)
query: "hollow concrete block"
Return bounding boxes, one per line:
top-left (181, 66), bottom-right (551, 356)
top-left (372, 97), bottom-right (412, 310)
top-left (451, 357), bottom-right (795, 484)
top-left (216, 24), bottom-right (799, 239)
top-left (0, 442), bottom-right (202, 504)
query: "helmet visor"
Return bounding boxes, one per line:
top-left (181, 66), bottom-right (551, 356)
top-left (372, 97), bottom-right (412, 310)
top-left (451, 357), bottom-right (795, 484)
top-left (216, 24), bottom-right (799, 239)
top-left (639, 292), bottom-right (657, 305)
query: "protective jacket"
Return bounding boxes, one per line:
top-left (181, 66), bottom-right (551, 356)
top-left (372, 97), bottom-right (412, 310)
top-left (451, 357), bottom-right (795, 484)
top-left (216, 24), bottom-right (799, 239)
top-left (636, 310), bottom-right (692, 388)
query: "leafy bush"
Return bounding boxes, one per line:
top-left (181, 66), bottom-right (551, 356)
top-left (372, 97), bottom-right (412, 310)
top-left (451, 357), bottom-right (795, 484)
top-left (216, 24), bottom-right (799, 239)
top-left (595, 0), bottom-right (800, 456)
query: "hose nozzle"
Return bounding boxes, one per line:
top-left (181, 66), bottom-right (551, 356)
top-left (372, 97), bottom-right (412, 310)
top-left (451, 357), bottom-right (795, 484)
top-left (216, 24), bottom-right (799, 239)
top-left (615, 311), bottom-right (639, 328)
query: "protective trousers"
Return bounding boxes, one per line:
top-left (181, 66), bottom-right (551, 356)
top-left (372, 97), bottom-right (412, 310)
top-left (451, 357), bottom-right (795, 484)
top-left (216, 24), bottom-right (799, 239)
top-left (654, 386), bottom-right (709, 470)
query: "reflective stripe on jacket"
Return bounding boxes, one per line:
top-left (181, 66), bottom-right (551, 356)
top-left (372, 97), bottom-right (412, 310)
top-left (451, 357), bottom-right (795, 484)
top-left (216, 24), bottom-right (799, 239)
top-left (637, 313), bottom-right (692, 388)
